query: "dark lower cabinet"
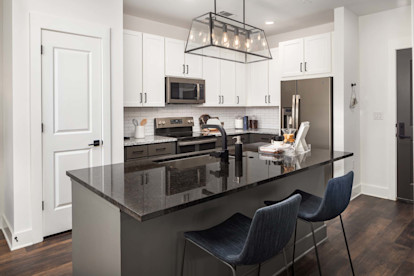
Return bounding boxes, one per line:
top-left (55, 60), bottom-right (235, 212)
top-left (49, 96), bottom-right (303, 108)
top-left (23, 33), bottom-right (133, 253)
top-left (125, 142), bottom-right (176, 162)
top-left (249, 134), bottom-right (274, 143)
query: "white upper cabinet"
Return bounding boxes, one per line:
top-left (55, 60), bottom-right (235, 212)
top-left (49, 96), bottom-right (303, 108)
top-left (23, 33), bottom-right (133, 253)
top-left (123, 31), bottom-right (143, 107)
top-left (247, 60), bottom-right (269, 106)
top-left (165, 38), bottom-right (186, 76)
top-left (279, 32), bottom-right (332, 78)
top-left (279, 38), bottom-right (304, 77)
top-left (268, 48), bottom-right (280, 107)
top-left (220, 50), bottom-right (236, 106)
top-left (123, 31), bottom-right (165, 107)
top-left (165, 38), bottom-right (203, 78)
top-left (235, 62), bottom-right (246, 106)
top-left (304, 33), bottom-right (331, 75)
top-left (185, 53), bottom-right (203, 78)
top-left (202, 48), bottom-right (221, 106)
top-left (142, 33), bottom-right (165, 107)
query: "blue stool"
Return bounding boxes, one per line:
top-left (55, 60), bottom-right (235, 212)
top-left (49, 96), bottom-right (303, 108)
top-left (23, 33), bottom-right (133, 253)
top-left (182, 194), bottom-right (302, 276)
top-left (265, 171), bottom-right (355, 276)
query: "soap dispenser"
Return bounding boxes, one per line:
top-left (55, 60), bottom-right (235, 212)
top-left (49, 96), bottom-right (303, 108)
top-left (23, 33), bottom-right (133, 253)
top-left (233, 136), bottom-right (243, 161)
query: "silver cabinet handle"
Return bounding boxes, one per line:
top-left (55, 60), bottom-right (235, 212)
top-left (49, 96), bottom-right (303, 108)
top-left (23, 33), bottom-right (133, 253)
top-left (183, 64), bottom-right (185, 74)
top-left (268, 95), bottom-right (271, 103)
top-left (237, 96), bottom-right (239, 104)
top-left (222, 95), bottom-right (224, 104)
top-left (218, 95), bottom-right (221, 104)
top-left (265, 95), bottom-right (267, 103)
top-left (300, 62), bottom-right (303, 72)
top-left (186, 65), bottom-right (189, 74)
top-left (140, 92), bottom-right (143, 103)
top-left (144, 93), bottom-right (147, 103)
top-left (304, 62), bottom-right (307, 72)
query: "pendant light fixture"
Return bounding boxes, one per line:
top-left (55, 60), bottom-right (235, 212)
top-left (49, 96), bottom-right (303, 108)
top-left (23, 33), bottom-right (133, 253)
top-left (185, 0), bottom-right (272, 63)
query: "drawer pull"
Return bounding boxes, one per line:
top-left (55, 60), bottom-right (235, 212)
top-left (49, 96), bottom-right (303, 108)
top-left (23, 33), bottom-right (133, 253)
top-left (156, 148), bottom-right (166, 151)
top-left (133, 150), bottom-right (144, 154)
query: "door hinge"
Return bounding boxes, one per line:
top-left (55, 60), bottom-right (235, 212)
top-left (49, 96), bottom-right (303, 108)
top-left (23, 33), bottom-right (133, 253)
top-left (42, 201), bottom-right (44, 211)
top-left (41, 45), bottom-right (44, 55)
top-left (41, 123), bottom-right (44, 133)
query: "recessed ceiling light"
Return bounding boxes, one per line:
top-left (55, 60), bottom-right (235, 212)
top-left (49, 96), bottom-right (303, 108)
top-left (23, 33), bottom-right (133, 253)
top-left (265, 21), bottom-right (274, 25)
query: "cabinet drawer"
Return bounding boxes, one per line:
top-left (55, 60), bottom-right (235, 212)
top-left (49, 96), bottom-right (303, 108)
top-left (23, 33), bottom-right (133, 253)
top-left (126, 145), bottom-right (148, 160)
top-left (148, 143), bottom-right (175, 157)
top-left (250, 134), bottom-right (274, 143)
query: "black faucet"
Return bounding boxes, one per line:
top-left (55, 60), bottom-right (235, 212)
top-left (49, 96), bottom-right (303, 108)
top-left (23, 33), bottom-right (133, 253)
top-left (201, 124), bottom-right (229, 163)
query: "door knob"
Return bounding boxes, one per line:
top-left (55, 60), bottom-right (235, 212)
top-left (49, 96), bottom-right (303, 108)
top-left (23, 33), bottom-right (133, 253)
top-left (88, 140), bottom-right (101, 147)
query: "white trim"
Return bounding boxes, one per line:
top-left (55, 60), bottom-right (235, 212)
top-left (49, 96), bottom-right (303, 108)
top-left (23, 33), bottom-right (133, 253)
top-left (387, 37), bottom-right (411, 201)
top-left (30, 12), bottom-right (112, 244)
top-left (351, 184), bottom-right (361, 200)
top-left (1, 215), bottom-right (13, 250)
top-left (361, 183), bottom-right (393, 200)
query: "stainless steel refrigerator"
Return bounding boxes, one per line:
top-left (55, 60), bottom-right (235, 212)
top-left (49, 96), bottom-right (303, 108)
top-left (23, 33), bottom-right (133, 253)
top-left (281, 77), bottom-right (333, 152)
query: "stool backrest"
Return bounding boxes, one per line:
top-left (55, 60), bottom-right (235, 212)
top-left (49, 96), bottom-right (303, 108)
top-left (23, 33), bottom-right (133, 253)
top-left (316, 171), bottom-right (354, 221)
top-left (236, 194), bottom-right (301, 265)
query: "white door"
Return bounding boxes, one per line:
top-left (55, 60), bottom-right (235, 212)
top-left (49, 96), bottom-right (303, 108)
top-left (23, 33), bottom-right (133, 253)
top-left (304, 33), bottom-right (331, 75)
top-left (165, 38), bottom-right (185, 77)
top-left (124, 31), bottom-right (143, 107)
top-left (279, 38), bottom-right (304, 77)
top-left (42, 30), bottom-right (104, 236)
top-left (143, 34), bottom-right (165, 107)
top-left (220, 51), bottom-right (236, 106)
top-left (247, 61), bottom-right (269, 106)
top-left (203, 48), bottom-right (221, 106)
top-left (268, 48), bottom-right (281, 107)
top-left (185, 53), bottom-right (203, 78)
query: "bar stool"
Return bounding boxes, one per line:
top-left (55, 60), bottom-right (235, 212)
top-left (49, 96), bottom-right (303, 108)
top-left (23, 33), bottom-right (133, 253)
top-left (181, 194), bottom-right (302, 276)
top-left (265, 171), bottom-right (355, 276)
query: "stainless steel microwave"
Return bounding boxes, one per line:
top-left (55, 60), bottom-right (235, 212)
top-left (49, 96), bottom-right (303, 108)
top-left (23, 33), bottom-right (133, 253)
top-left (165, 77), bottom-right (205, 104)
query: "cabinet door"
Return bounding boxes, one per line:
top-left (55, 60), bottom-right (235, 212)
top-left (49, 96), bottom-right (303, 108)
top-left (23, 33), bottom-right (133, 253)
top-left (268, 48), bottom-right (280, 106)
top-left (143, 167), bottom-right (166, 213)
top-left (165, 38), bottom-right (185, 77)
top-left (185, 53), bottom-right (203, 78)
top-left (235, 62), bottom-right (246, 106)
top-left (202, 48), bottom-right (221, 106)
top-left (220, 51), bottom-right (236, 106)
top-left (123, 31), bottom-right (143, 107)
top-left (279, 38), bottom-right (304, 77)
top-left (143, 34), bottom-right (165, 107)
top-left (247, 60), bottom-right (269, 106)
top-left (304, 33), bottom-right (331, 75)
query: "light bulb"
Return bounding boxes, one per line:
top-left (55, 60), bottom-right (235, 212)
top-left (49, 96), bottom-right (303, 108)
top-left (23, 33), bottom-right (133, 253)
top-left (257, 34), bottom-right (261, 41)
top-left (233, 28), bottom-right (240, 49)
top-left (245, 31), bottom-right (251, 50)
top-left (198, 31), bottom-right (202, 37)
top-left (189, 33), bottom-right (194, 41)
top-left (222, 24), bottom-right (229, 47)
top-left (262, 39), bottom-right (266, 47)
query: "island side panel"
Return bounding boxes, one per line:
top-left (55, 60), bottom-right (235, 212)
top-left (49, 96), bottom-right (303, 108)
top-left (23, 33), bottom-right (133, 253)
top-left (121, 165), bottom-right (329, 276)
top-left (72, 181), bottom-right (122, 276)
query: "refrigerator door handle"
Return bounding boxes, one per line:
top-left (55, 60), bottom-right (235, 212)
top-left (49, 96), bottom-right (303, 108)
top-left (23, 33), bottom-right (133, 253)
top-left (295, 95), bottom-right (301, 129)
top-left (291, 94), bottom-right (296, 128)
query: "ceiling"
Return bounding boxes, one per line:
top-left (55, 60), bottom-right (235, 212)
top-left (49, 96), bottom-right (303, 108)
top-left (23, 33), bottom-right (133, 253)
top-left (124, 0), bottom-right (410, 35)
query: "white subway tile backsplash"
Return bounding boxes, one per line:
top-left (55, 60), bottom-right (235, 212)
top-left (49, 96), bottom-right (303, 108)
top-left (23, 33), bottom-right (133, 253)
top-left (124, 106), bottom-right (279, 137)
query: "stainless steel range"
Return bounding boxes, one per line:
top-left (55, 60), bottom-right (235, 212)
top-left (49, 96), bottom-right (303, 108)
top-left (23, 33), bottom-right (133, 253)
top-left (154, 117), bottom-right (217, 154)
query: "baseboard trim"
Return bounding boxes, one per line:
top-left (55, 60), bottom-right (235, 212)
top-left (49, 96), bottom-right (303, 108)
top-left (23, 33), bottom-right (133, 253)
top-left (1, 215), bottom-right (34, 251)
top-left (361, 184), bottom-right (391, 200)
top-left (351, 184), bottom-right (361, 200)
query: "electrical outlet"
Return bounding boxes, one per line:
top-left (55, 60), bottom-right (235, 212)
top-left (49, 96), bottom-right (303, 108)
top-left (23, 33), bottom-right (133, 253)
top-left (373, 112), bottom-right (384, 120)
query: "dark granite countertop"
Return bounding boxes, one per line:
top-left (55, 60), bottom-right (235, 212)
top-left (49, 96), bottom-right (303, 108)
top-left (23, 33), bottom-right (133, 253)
top-left (67, 143), bottom-right (353, 222)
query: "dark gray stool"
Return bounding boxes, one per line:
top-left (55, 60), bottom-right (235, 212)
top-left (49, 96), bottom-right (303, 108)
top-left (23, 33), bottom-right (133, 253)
top-left (181, 194), bottom-right (302, 276)
top-left (265, 171), bottom-right (355, 276)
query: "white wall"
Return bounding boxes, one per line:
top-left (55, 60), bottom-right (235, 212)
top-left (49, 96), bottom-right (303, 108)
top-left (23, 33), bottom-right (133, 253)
top-left (0, 0), bottom-right (4, 229)
top-left (333, 7), bottom-right (361, 197)
top-left (3, 0), bottom-right (123, 249)
top-left (2, 0), bottom-right (13, 233)
top-left (359, 6), bottom-right (412, 199)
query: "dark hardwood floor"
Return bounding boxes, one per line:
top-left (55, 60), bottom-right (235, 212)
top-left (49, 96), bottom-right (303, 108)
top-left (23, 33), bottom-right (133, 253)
top-left (0, 195), bottom-right (412, 276)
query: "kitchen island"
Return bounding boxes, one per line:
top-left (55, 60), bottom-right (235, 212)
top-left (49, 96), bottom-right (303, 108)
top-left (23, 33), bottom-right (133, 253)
top-left (67, 145), bottom-right (353, 276)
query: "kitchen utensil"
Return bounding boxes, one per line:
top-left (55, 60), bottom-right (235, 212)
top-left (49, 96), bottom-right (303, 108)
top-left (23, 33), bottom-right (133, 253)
top-left (281, 128), bottom-right (297, 144)
top-left (132, 119), bottom-right (139, 127)
top-left (199, 114), bottom-right (211, 126)
top-left (140, 119), bottom-right (147, 126)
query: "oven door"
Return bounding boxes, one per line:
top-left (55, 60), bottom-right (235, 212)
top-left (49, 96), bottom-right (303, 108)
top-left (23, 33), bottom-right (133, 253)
top-left (177, 138), bottom-right (217, 154)
top-left (166, 77), bottom-right (205, 104)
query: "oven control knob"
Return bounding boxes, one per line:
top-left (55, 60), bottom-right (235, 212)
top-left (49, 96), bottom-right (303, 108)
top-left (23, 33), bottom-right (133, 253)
top-left (187, 120), bottom-right (192, 124)
top-left (158, 121), bottom-right (162, 125)
top-left (162, 121), bottom-right (166, 125)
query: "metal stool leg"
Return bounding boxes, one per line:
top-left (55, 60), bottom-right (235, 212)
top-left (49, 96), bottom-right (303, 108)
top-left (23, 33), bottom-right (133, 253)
top-left (282, 249), bottom-right (289, 276)
top-left (340, 215), bottom-right (355, 276)
top-left (181, 239), bottom-right (187, 276)
top-left (231, 265), bottom-right (237, 276)
top-left (258, 263), bottom-right (261, 276)
top-left (292, 219), bottom-right (298, 276)
top-left (310, 222), bottom-right (322, 276)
